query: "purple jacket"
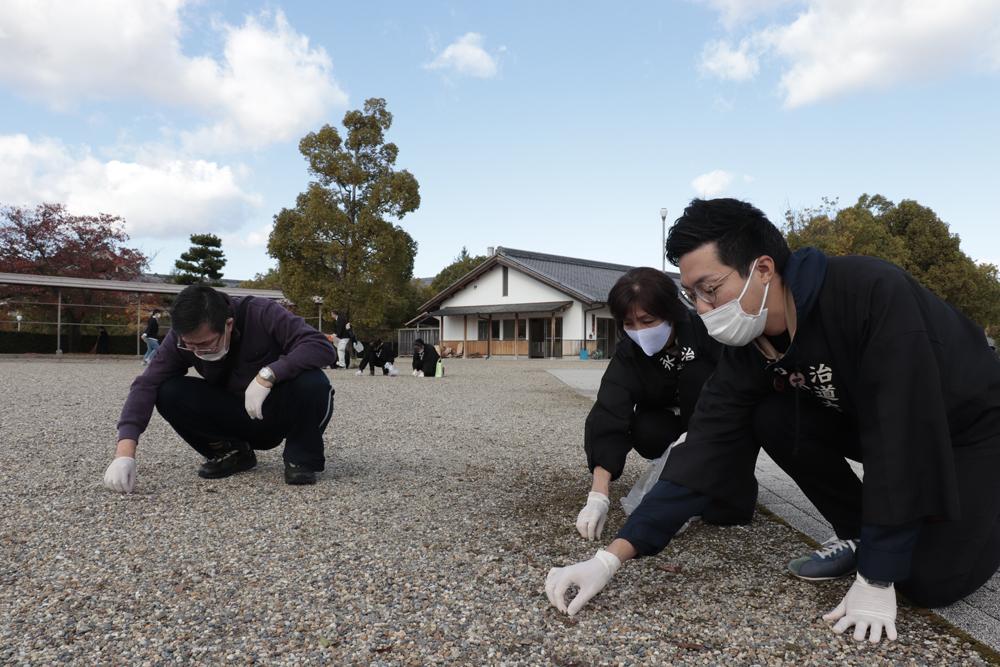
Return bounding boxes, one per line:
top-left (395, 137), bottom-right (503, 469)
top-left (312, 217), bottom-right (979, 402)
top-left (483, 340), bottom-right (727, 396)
top-left (117, 295), bottom-right (337, 442)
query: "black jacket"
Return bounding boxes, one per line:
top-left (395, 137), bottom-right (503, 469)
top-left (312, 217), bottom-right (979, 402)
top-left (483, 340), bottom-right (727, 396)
top-left (584, 309), bottom-right (723, 480)
top-left (333, 317), bottom-right (353, 340)
top-left (667, 247), bottom-right (1000, 527)
top-left (412, 344), bottom-right (440, 375)
top-left (360, 344), bottom-right (395, 370)
top-left (144, 317), bottom-right (159, 340)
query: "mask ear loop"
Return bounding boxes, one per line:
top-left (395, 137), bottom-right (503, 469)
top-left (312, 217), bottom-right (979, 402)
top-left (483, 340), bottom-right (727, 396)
top-left (735, 258), bottom-right (770, 317)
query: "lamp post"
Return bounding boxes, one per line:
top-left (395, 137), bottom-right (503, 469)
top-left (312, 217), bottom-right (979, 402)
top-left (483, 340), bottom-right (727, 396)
top-left (660, 208), bottom-right (668, 272)
top-left (16, 314), bottom-right (22, 331)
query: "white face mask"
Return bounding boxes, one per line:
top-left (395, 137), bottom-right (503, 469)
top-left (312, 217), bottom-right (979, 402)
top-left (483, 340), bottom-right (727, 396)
top-left (625, 321), bottom-right (673, 356)
top-left (700, 258), bottom-right (770, 347)
top-left (194, 328), bottom-right (230, 362)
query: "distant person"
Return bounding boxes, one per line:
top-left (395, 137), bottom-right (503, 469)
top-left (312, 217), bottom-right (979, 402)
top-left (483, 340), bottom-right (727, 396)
top-left (356, 338), bottom-right (399, 376)
top-left (96, 327), bottom-right (111, 355)
top-left (578, 267), bottom-right (756, 542)
top-left (140, 309), bottom-right (161, 366)
top-left (104, 284), bottom-right (337, 492)
top-left (330, 309), bottom-right (355, 369)
top-left (411, 338), bottom-right (439, 377)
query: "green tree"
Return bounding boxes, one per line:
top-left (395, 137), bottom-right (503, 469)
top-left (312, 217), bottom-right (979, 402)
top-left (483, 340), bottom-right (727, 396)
top-left (240, 267), bottom-right (282, 291)
top-left (268, 98), bottom-right (420, 336)
top-left (784, 194), bottom-right (1000, 333)
top-left (174, 233), bottom-right (226, 285)
top-left (430, 247), bottom-right (488, 295)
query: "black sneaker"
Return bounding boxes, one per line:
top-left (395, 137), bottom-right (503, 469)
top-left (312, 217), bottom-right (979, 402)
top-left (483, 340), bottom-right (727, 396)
top-left (198, 446), bottom-right (257, 479)
top-left (788, 537), bottom-right (859, 581)
top-left (284, 461), bottom-right (316, 485)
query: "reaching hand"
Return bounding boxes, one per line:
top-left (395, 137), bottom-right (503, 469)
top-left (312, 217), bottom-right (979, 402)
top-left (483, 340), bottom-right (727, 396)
top-left (824, 574), bottom-right (897, 643)
top-left (576, 492), bottom-right (610, 540)
top-left (104, 457), bottom-right (136, 493)
top-left (545, 550), bottom-right (621, 616)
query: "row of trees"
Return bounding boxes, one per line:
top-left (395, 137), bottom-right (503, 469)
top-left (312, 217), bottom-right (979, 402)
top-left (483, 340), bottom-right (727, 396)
top-left (783, 194), bottom-right (1000, 335)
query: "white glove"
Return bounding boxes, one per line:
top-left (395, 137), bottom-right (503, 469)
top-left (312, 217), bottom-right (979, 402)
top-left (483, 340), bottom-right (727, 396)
top-left (245, 377), bottom-right (271, 419)
top-left (824, 574), bottom-right (898, 643)
top-left (386, 363), bottom-right (399, 376)
top-left (412, 369), bottom-right (419, 376)
top-left (417, 371), bottom-right (425, 377)
top-left (356, 370), bottom-right (363, 376)
top-left (576, 492), bottom-right (610, 540)
top-left (545, 550), bottom-right (621, 616)
top-left (104, 457), bottom-right (136, 493)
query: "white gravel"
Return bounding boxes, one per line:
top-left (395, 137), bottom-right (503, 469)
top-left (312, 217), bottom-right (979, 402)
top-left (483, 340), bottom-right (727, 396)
top-left (0, 356), bottom-right (994, 666)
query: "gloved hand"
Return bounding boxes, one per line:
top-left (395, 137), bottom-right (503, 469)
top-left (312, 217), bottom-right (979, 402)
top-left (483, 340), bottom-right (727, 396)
top-left (417, 371), bottom-right (425, 377)
top-left (576, 491), bottom-right (610, 540)
top-left (245, 377), bottom-right (271, 419)
top-left (824, 574), bottom-right (897, 643)
top-left (104, 456), bottom-right (136, 493)
top-left (412, 369), bottom-right (419, 376)
top-left (545, 549), bottom-right (621, 616)
top-left (356, 370), bottom-right (363, 376)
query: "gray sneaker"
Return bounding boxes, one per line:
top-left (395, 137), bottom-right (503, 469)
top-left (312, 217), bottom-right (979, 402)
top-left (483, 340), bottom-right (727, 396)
top-left (788, 537), bottom-right (859, 581)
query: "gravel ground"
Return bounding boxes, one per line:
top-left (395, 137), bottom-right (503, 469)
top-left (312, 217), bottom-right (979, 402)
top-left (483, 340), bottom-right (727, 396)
top-left (0, 356), bottom-right (995, 666)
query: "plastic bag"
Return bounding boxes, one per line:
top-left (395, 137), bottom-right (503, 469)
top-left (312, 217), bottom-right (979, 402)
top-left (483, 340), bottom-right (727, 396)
top-left (435, 360), bottom-right (444, 377)
top-left (353, 341), bottom-right (364, 354)
top-left (621, 432), bottom-right (686, 516)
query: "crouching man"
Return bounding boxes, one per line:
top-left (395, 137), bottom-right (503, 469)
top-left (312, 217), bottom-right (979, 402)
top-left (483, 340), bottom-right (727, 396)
top-left (104, 284), bottom-right (337, 491)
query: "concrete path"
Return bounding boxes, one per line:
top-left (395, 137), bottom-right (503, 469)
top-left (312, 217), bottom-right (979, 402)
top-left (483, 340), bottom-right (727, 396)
top-left (547, 366), bottom-right (1000, 652)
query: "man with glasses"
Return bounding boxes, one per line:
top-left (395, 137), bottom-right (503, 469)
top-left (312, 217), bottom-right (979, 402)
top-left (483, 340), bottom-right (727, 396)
top-left (104, 283), bottom-right (337, 490)
top-left (546, 198), bottom-right (1000, 644)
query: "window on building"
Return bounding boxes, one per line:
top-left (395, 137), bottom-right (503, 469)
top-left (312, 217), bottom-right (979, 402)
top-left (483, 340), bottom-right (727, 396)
top-left (503, 319), bottom-right (515, 339)
top-left (478, 320), bottom-right (488, 340)
top-left (518, 319), bottom-right (526, 340)
top-left (491, 319), bottom-right (501, 339)
top-left (502, 266), bottom-right (508, 297)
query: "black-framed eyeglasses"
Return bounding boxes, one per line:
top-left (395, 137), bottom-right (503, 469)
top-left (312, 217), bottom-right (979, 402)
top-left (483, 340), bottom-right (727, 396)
top-left (176, 330), bottom-right (225, 354)
top-left (680, 269), bottom-right (736, 305)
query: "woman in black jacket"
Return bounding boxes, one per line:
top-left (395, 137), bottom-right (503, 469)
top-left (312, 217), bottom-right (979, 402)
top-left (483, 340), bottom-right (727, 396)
top-left (411, 338), bottom-right (440, 377)
top-left (577, 267), bottom-right (754, 540)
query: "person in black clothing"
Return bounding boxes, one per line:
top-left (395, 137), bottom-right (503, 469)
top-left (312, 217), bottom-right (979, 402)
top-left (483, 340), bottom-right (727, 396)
top-left (578, 267), bottom-right (757, 541)
top-left (547, 198), bottom-right (1000, 644)
top-left (411, 338), bottom-right (439, 377)
top-left (141, 309), bottom-right (161, 366)
top-left (96, 326), bottom-right (111, 355)
top-left (356, 338), bottom-right (398, 376)
top-left (330, 309), bottom-right (355, 369)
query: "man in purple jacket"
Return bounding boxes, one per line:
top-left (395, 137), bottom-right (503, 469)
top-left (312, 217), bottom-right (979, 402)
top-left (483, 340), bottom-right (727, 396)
top-left (104, 284), bottom-right (338, 491)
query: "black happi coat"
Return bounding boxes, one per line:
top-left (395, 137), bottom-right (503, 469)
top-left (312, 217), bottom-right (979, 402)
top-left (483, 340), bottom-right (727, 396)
top-left (412, 344), bottom-right (440, 375)
top-left (584, 309), bottom-right (723, 481)
top-left (666, 247), bottom-right (1000, 527)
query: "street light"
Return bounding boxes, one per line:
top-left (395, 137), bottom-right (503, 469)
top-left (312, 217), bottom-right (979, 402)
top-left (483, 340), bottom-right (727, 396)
top-left (660, 208), bottom-right (668, 272)
top-left (16, 314), bottom-right (22, 331)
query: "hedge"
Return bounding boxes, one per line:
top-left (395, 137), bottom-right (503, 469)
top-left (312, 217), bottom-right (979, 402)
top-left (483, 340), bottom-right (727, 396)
top-left (0, 330), bottom-right (143, 355)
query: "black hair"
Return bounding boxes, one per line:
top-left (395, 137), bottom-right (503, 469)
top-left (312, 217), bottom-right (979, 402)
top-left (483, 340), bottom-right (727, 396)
top-left (170, 284), bottom-right (231, 336)
top-left (331, 309), bottom-right (340, 317)
top-left (607, 267), bottom-right (687, 331)
top-left (414, 337), bottom-right (425, 348)
top-left (151, 309), bottom-right (161, 316)
top-left (372, 338), bottom-right (383, 348)
top-left (665, 198), bottom-right (790, 277)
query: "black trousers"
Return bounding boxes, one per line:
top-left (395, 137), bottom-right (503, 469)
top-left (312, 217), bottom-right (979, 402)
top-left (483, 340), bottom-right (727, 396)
top-left (635, 358), bottom-right (758, 525)
top-left (155, 369), bottom-right (335, 472)
top-left (753, 391), bottom-right (1000, 608)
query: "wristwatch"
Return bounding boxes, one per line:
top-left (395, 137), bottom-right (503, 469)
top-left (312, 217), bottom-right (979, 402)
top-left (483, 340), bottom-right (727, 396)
top-left (258, 367), bottom-right (275, 383)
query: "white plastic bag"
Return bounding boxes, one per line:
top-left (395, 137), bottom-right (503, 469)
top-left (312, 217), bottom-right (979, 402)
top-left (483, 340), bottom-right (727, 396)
top-left (621, 432), bottom-right (686, 516)
top-left (353, 341), bottom-right (364, 354)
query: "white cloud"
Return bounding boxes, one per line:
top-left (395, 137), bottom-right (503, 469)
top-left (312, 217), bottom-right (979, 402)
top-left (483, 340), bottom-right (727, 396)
top-left (0, 134), bottom-right (262, 238)
top-left (699, 39), bottom-right (760, 81)
top-left (224, 224), bottom-right (274, 250)
top-left (424, 33), bottom-right (500, 78)
top-left (0, 2), bottom-right (347, 150)
top-left (690, 0), bottom-right (802, 28)
top-left (695, 0), bottom-right (1000, 107)
top-left (692, 170), bottom-right (736, 197)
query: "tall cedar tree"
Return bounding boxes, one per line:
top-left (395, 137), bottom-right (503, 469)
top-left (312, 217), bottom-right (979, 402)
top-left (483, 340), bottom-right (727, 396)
top-left (268, 98), bottom-right (420, 336)
top-left (784, 194), bottom-right (1000, 334)
top-left (174, 233), bottom-right (227, 285)
top-left (0, 203), bottom-right (150, 351)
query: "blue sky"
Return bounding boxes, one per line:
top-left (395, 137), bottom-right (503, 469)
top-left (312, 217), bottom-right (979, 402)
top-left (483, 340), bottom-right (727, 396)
top-left (2, 0), bottom-right (998, 282)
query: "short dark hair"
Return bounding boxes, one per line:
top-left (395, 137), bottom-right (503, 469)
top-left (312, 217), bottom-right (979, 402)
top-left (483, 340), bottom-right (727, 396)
top-left (151, 309), bottom-right (161, 316)
top-left (665, 198), bottom-right (790, 277)
top-left (170, 284), bottom-right (231, 336)
top-left (372, 338), bottom-right (383, 347)
top-left (331, 309), bottom-right (339, 317)
top-left (607, 268), bottom-right (687, 331)
top-left (414, 337), bottom-right (424, 349)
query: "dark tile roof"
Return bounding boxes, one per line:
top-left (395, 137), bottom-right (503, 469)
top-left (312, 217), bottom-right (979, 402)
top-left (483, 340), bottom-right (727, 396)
top-left (496, 247), bottom-right (681, 303)
top-left (428, 301), bottom-right (573, 317)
